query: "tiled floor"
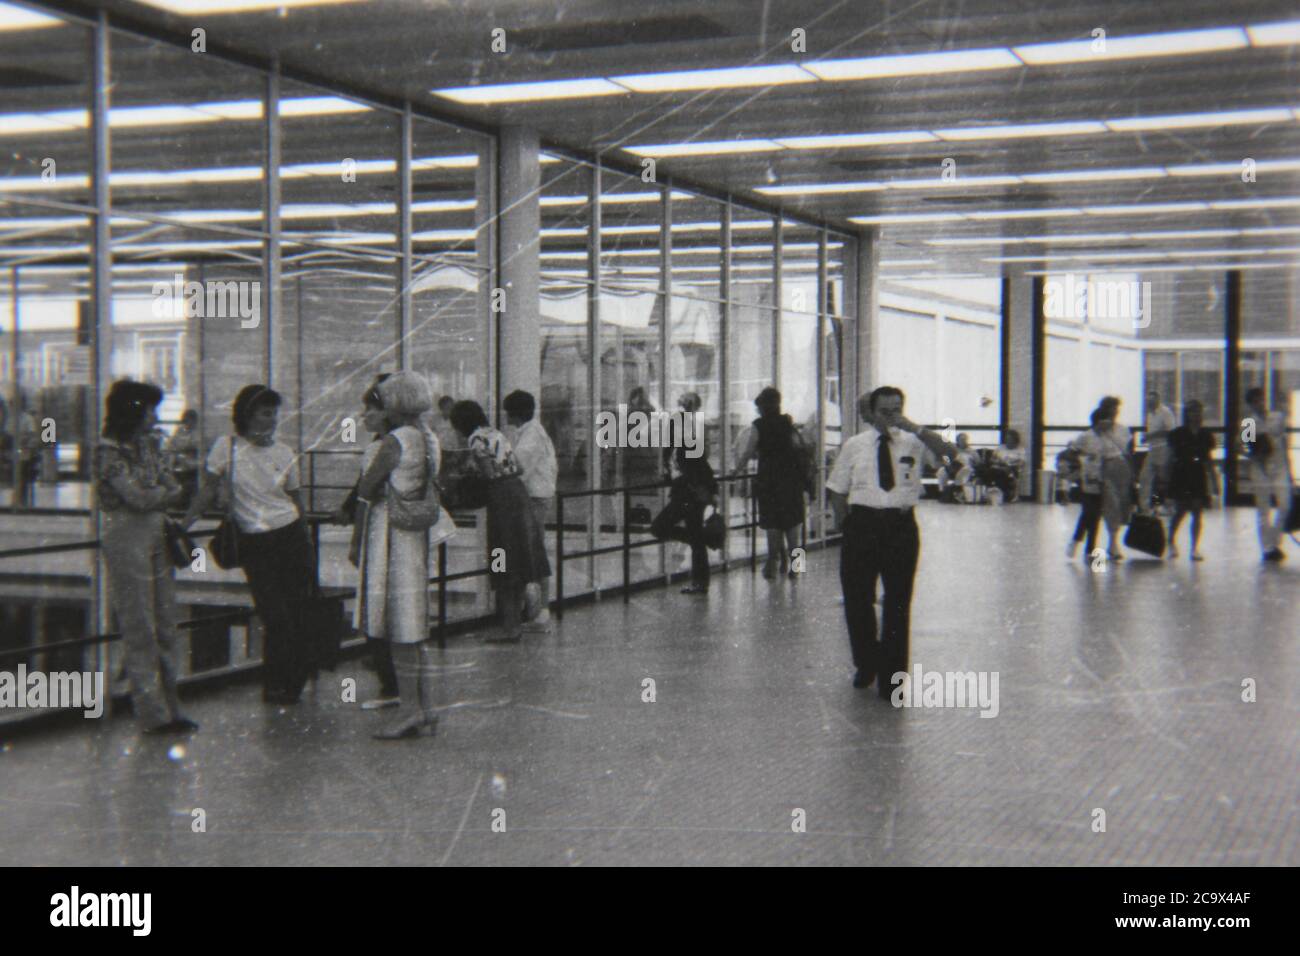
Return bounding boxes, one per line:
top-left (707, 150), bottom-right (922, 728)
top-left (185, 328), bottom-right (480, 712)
top-left (2, 504), bottom-right (1296, 866)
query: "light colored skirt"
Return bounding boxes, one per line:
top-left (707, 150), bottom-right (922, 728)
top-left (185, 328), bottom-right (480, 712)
top-left (354, 500), bottom-right (430, 644)
top-left (1101, 458), bottom-right (1133, 530)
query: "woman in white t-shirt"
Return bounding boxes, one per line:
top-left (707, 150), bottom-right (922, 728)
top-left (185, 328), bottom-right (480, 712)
top-left (182, 385), bottom-right (319, 705)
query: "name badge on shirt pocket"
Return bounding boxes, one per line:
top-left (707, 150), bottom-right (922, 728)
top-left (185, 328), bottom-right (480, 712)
top-left (899, 455), bottom-right (917, 485)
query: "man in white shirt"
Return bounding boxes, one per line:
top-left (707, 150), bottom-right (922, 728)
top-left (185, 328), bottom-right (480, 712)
top-left (504, 389), bottom-right (558, 628)
top-left (1239, 387), bottom-right (1293, 562)
top-left (826, 387), bottom-right (960, 698)
top-left (1138, 389), bottom-right (1177, 512)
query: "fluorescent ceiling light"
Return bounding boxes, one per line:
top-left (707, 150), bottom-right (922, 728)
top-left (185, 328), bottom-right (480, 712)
top-left (279, 96), bottom-right (371, 117)
top-left (926, 233), bottom-right (1133, 247)
top-left (0, 4), bottom-right (61, 30)
top-left (133, 1), bottom-right (361, 13)
top-left (628, 140), bottom-right (782, 157)
top-left (1169, 158), bottom-right (1300, 176)
top-left (1106, 108), bottom-right (1292, 131)
top-left (412, 155), bottom-right (479, 170)
top-left (806, 48), bottom-right (1021, 80)
top-left (1210, 196), bottom-right (1300, 210)
top-left (880, 258), bottom-right (937, 267)
top-left (434, 78), bottom-right (627, 104)
top-left (1129, 229), bottom-right (1240, 240)
top-left (967, 208), bottom-right (1084, 220)
top-left (933, 120), bottom-right (1107, 140)
top-left (611, 65), bottom-right (815, 93)
top-left (850, 213), bottom-right (968, 225)
top-left (1247, 21), bottom-right (1300, 46)
top-left (1084, 202), bottom-right (1210, 216)
top-left (775, 131), bottom-right (938, 149)
top-left (887, 174), bottom-right (1021, 190)
top-left (1021, 167), bottom-right (1166, 184)
top-left (759, 182), bottom-right (885, 196)
top-left (282, 159), bottom-right (396, 177)
top-left (1013, 28), bottom-right (1247, 65)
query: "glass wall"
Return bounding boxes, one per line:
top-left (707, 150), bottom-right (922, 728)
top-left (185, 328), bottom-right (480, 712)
top-left (0, 0), bottom-right (857, 674)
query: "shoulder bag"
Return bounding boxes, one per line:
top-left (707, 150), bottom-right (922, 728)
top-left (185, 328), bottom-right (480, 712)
top-left (388, 428), bottom-right (444, 531)
top-left (209, 438), bottom-right (242, 569)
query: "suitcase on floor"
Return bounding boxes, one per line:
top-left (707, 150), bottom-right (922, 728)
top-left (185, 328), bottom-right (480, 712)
top-left (1124, 513), bottom-right (1166, 557)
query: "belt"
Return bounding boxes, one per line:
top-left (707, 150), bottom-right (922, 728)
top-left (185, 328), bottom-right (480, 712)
top-left (851, 504), bottom-right (914, 516)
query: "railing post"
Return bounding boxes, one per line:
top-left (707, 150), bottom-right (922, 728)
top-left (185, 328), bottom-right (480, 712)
top-left (555, 494), bottom-right (564, 620)
top-left (437, 540), bottom-right (447, 650)
top-left (622, 488), bottom-right (631, 601)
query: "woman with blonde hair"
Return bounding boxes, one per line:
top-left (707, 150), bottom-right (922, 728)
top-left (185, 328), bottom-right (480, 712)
top-left (351, 371), bottom-right (441, 739)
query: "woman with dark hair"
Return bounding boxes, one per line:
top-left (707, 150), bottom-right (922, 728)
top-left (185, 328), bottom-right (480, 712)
top-left (1166, 400), bottom-right (1218, 561)
top-left (736, 386), bottom-right (808, 579)
top-left (182, 384), bottom-right (318, 704)
top-left (96, 380), bottom-right (195, 734)
top-left (449, 399), bottom-right (550, 643)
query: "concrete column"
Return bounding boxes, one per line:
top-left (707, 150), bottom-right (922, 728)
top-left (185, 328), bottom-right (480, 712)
top-left (850, 227), bottom-right (879, 439)
top-left (497, 127), bottom-right (542, 410)
top-left (1003, 269), bottom-right (1042, 497)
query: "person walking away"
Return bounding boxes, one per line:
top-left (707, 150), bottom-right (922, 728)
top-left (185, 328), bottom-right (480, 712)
top-left (1239, 387), bottom-right (1292, 562)
top-left (1138, 390), bottom-right (1176, 513)
top-left (1066, 410), bottom-right (1110, 561)
top-left (1166, 400), bottom-right (1218, 561)
top-left (96, 380), bottom-right (197, 734)
top-left (735, 386), bottom-right (808, 579)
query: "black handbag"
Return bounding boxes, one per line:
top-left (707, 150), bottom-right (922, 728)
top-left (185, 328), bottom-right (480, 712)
top-left (1123, 512), bottom-right (1166, 557)
top-left (304, 592), bottom-right (346, 672)
top-left (442, 473), bottom-right (490, 511)
top-left (702, 508), bottom-right (725, 551)
top-left (209, 438), bottom-right (241, 569)
top-left (1286, 486), bottom-right (1300, 535)
top-left (164, 519), bottom-right (196, 570)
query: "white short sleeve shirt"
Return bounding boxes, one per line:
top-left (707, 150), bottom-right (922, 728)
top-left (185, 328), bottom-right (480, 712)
top-left (207, 435), bottom-right (300, 533)
top-left (826, 425), bottom-right (931, 508)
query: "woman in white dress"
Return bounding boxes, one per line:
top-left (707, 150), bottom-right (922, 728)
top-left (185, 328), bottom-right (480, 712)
top-left (350, 372), bottom-right (440, 739)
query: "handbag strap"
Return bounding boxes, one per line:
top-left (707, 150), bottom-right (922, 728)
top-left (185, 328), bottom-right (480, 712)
top-left (389, 427), bottom-right (434, 500)
top-left (226, 436), bottom-right (236, 520)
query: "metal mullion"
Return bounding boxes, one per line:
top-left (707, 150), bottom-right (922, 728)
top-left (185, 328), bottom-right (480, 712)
top-left (815, 228), bottom-right (828, 538)
top-left (399, 105), bottom-right (413, 371)
top-left (773, 216), bottom-right (783, 388)
top-left (719, 200), bottom-right (731, 563)
top-left (587, 162), bottom-right (601, 592)
top-left (263, 64), bottom-right (280, 386)
top-left (90, 11), bottom-right (111, 679)
top-left (659, 178), bottom-right (672, 581)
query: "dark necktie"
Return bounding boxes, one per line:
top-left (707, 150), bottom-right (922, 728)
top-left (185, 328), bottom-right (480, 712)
top-left (878, 432), bottom-right (895, 492)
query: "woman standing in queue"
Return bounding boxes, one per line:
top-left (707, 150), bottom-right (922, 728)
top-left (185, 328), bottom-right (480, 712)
top-left (182, 385), bottom-right (318, 705)
top-left (350, 372), bottom-right (441, 739)
top-left (735, 387), bottom-right (808, 579)
top-left (449, 399), bottom-right (551, 643)
top-left (96, 380), bottom-right (196, 734)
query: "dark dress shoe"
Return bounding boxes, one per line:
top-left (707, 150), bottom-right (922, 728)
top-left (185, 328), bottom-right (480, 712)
top-left (853, 669), bottom-right (875, 689)
top-left (143, 718), bottom-right (198, 735)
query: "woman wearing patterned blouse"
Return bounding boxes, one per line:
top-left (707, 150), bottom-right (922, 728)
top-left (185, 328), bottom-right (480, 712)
top-left (449, 400), bottom-right (551, 643)
top-left (95, 380), bottom-right (196, 735)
